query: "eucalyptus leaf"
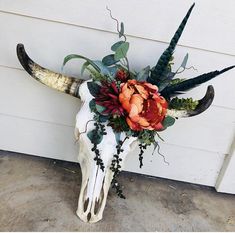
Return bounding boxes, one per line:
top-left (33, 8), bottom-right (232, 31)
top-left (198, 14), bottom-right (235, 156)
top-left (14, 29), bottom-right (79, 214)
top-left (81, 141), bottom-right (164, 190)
top-left (114, 42), bottom-right (129, 61)
top-left (102, 54), bottom-right (117, 66)
top-left (87, 82), bottom-right (101, 97)
top-left (108, 66), bottom-right (118, 76)
top-left (162, 116), bottom-right (175, 128)
top-left (89, 99), bottom-right (96, 112)
top-left (96, 104), bottom-right (106, 114)
top-left (136, 66), bottom-right (150, 81)
top-left (180, 53), bottom-right (189, 69)
top-left (115, 132), bottom-right (121, 144)
top-left (92, 60), bottom-right (111, 76)
top-left (87, 130), bottom-right (103, 145)
top-left (99, 115), bottom-right (109, 123)
top-left (111, 41), bottom-right (125, 52)
top-left (119, 22), bottom-right (124, 38)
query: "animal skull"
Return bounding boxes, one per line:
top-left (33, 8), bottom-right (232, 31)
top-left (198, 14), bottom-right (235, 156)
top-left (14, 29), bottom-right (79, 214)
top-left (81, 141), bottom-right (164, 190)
top-left (16, 44), bottom-right (214, 223)
top-left (75, 81), bottom-right (137, 222)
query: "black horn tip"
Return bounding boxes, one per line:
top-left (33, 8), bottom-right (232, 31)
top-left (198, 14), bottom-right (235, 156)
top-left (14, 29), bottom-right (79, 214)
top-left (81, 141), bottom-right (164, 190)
top-left (188, 85), bottom-right (215, 117)
top-left (16, 43), bottom-right (34, 75)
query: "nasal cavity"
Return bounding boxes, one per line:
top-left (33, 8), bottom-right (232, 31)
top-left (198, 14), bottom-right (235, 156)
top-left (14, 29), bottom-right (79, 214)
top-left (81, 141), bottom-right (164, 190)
top-left (87, 212), bottom-right (92, 222)
top-left (94, 199), bottom-right (100, 215)
top-left (83, 198), bottom-right (89, 212)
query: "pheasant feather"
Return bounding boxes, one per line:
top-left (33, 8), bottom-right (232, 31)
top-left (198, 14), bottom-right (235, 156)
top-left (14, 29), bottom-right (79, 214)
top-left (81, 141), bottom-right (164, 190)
top-left (148, 3), bottom-right (195, 85)
top-left (161, 65), bottom-right (235, 98)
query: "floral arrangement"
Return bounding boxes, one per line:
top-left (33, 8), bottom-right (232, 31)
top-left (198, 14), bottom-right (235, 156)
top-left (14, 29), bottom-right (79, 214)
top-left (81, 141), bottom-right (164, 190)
top-left (62, 3), bottom-right (234, 198)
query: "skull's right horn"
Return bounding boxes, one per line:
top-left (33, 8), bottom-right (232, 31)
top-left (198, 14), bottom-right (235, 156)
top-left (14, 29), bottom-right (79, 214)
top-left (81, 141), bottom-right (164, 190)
top-left (16, 44), bottom-right (84, 98)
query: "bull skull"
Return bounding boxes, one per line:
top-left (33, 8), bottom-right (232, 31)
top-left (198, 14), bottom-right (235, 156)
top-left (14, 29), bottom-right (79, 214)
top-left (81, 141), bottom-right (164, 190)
top-left (16, 44), bottom-right (215, 223)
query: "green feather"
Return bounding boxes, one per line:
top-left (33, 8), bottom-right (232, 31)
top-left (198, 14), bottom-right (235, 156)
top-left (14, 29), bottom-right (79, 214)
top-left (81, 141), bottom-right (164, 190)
top-left (161, 65), bottom-right (235, 98)
top-left (148, 3), bottom-right (195, 85)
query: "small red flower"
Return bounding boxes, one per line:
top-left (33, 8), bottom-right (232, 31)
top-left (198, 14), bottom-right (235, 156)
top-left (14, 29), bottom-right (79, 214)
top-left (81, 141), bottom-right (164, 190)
top-left (116, 69), bottom-right (128, 82)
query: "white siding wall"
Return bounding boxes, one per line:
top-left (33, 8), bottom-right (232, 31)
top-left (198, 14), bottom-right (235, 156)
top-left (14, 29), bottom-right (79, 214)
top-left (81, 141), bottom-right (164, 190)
top-left (0, 0), bottom-right (234, 188)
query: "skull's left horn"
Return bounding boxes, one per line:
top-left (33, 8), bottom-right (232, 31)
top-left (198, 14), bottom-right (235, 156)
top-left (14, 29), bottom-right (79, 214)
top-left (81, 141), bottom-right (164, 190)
top-left (17, 43), bottom-right (84, 98)
top-left (167, 85), bottom-right (215, 118)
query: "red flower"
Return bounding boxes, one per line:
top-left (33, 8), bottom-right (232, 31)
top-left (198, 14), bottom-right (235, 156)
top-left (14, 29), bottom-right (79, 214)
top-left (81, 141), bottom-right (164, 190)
top-left (95, 81), bottom-right (125, 116)
top-left (116, 69), bottom-right (128, 82)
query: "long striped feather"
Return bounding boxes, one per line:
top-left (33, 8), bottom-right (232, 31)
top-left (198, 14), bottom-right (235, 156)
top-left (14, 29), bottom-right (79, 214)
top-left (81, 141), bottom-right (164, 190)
top-left (161, 65), bottom-right (235, 98)
top-left (147, 3), bottom-right (195, 85)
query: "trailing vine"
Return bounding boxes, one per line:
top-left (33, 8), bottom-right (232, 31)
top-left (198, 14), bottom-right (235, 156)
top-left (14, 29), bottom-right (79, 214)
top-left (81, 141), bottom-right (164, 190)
top-left (110, 137), bottom-right (128, 198)
top-left (88, 121), bottom-right (107, 171)
top-left (138, 143), bottom-right (148, 168)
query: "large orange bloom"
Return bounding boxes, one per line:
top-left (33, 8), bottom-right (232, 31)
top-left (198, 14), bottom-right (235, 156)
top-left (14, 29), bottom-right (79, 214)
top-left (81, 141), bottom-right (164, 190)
top-left (119, 80), bottom-right (168, 131)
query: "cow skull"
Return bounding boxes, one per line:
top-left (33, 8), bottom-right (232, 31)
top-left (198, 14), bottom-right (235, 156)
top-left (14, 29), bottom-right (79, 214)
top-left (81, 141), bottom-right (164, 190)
top-left (16, 44), bottom-right (214, 223)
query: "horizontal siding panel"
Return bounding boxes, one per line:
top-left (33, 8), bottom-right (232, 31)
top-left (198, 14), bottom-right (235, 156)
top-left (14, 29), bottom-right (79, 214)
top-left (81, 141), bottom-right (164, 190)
top-left (0, 113), bottom-right (225, 186)
top-left (0, 12), bottom-right (234, 109)
top-left (0, 0), bottom-right (234, 55)
top-left (0, 66), bottom-right (80, 127)
top-left (125, 143), bottom-right (225, 187)
top-left (0, 114), bottom-right (78, 162)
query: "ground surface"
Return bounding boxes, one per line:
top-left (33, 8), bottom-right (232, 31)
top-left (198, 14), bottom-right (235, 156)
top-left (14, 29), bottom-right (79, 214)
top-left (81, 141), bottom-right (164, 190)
top-left (0, 150), bottom-right (235, 232)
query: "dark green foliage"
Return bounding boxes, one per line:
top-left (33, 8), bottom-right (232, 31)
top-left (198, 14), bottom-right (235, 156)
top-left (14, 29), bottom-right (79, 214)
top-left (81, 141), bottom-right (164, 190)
top-left (102, 54), bottom-right (117, 66)
top-left (162, 116), bottom-right (175, 129)
top-left (87, 82), bottom-right (101, 97)
top-left (148, 3), bottom-right (195, 85)
top-left (161, 65), bottom-right (235, 98)
top-left (136, 66), bottom-right (150, 81)
top-left (169, 78), bottom-right (186, 85)
top-left (108, 117), bottom-right (129, 132)
top-left (138, 130), bottom-right (156, 145)
top-left (138, 143), bottom-right (148, 168)
top-left (119, 22), bottom-right (125, 38)
top-left (110, 139), bottom-right (127, 199)
top-left (169, 97), bottom-right (199, 110)
top-left (88, 121), bottom-right (107, 171)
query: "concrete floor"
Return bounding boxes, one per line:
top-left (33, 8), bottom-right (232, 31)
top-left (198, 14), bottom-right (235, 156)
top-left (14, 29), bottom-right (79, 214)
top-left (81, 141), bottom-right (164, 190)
top-left (0, 151), bottom-right (235, 232)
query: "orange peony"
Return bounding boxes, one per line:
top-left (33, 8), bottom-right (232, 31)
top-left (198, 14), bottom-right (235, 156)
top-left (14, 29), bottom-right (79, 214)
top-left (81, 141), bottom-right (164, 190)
top-left (119, 80), bottom-right (168, 131)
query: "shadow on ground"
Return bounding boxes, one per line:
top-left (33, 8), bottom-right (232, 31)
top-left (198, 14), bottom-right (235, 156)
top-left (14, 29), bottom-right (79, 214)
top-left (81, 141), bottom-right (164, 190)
top-left (0, 150), bottom-right (235, 231)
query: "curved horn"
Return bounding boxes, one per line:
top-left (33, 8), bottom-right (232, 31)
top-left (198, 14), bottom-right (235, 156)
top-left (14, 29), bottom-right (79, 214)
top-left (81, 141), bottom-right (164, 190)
top-left (16, 43), bottom-right (84, 98)
top-left (167, 85), bottom-right (215, 118)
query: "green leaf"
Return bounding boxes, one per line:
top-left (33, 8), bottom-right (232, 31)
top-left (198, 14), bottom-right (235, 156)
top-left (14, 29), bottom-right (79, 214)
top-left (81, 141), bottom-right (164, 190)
top-left (180, 53), bottom-right (189, 69)
top-left (87, 130), bottom-right (103, 145)
top-left (63, 54), bottom-right (100, 72)
top-left (102, 54), bottom-right (117, 66)
top-left (111, 41), bottom-right (125, 52)
top-left (114, 42), bottom-right (129, 61)
top-left (115, 132), bottom-right (121, 144)
top-left (87, 82), bottom-right (101, 97)
top-left (92, 60), bottom-right (111, 76)
top-left (99, 115), bottom-right (109, 123)
top-left (108, 66), bottom-right (118, 76)
top-left (89, 99), bottom-right (96, 112)
top-left (96, 104), bottom-right (106, 114)
top-left (119, 22), bottom-right (124, 38)
top-left (136, 66), bottom-right (150, 81)
top-left (81, 61), bottom-right (90, 75)
top-left (162, 116), bottom-right (175, 128)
